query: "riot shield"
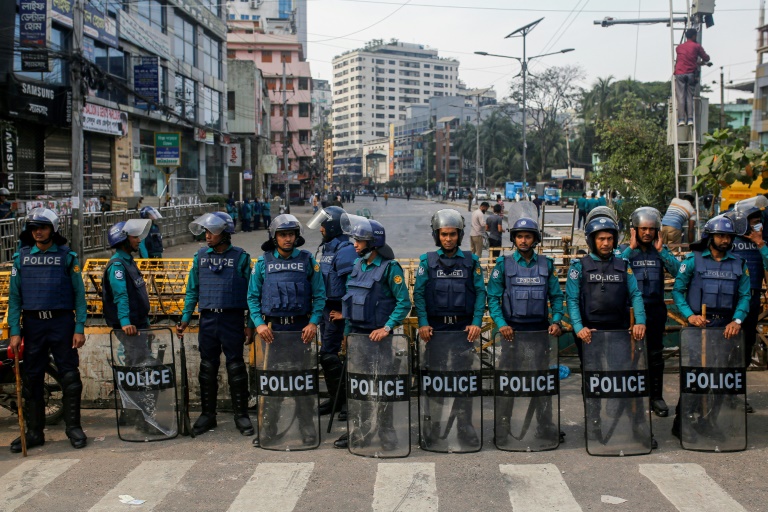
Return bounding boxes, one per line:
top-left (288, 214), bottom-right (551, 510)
top-left (346, 333), bottom-right (411, 458)
top-left (110, 328), bottom-right (178, 442)
top-left (493, 331), bottom-right (560, 452)
top-left (679, 328), bottom-right (747, 452)
top-left (582, 330), bottom-right (652, 456)
top-left (418, 330), bottom-right (482, 453)
top-left (508, 201), bottom-right (539, 226)
top-left (256, 331), bottom-right (320, 451)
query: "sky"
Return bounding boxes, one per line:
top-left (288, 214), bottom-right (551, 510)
top-left (304, 0), bottom-right (761, 103)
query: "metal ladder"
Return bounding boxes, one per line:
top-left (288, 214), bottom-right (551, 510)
top-left (668, 0), bottom-right (703, 236)
top-left (539, 204), bottom-right (577, 257)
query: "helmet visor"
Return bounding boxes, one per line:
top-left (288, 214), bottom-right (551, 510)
top-left (341, 213), bottom-right (373, 240)
top-left (271, 214), bottom-right (304, 236)
top-left (123, 219), bottom-right (152, 240)
top-left (307, 208), bottom-right (332, 230)
top-left (724, 211), bottom-right (749, 236)
top-left (507, 201), bottom-right (538, 226)
top-left (143, 207), bottom-right (163, 220)
top-left (189, 213), bottom-right (227, 236)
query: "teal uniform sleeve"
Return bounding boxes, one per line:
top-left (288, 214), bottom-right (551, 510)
top-left (107, 260), bottom-right (133, 327)
top-left (69, 253), bottom-right (87, 334)
top-left (734, 260), bottom-right (752, 322)
top-left (660, 246), bottom-right (682, 276)
top-left (138, 239), bottom-right (149, 259)
top-left (486, 258), bottom-right (507, 328)
top-left (547, 258), bottom-right (564, 324)
top-left (672, 254), bottom-right (696, 320)
top-left (759, 244), bottom-right (768, 271)
top-left (412, 256), bottom-right (430, 328)
top-left (181, 253), bottom-right (200, 324)
top-left (384, 262), bottom-right (411, 330)
top-left (247, 257), bottom-right (266, 328)
top-left (8, 254), bottom-right (21, 337)
top-left (471, 256), bottom-right (486, 327)
top-left (565, 260), bottom-right (584, 333)
top-left (620, 246), bottom-right (636, 260)
top-left (626, 264), bottom-right (647, 324)
top-left (239, 252), bottom-right (255, 328)
top-left (308, 255), bottom-right (326, 325)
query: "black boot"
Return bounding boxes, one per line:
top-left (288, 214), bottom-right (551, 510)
top-left (651, 398), bottom-right (669, 417)
top-left (377, 403), bottom-right (398, 451)
top-left (11, 391), bottom-right (45, 453)
top-left (193, 360), bottom-right (219, 435)
top-left (61, 372), bottom-right (87, 449)
top-left (455, 398), bottom-right (480, 448)
top-left (319, 353), bottom-right (345, 416)
top-left (227, 361), bottom-right (254, 436)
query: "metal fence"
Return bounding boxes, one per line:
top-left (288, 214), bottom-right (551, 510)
top-left (0, 203), bottom-right (220, 264)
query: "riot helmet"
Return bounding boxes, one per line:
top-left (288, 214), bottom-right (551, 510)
top-left (307, 206), bottom-right (346, 242)
top-left (107, 219), bottom-right (151, 248)
top-left (703, 214), bottom-right (737, 236)
top-left (189, 212), bottom-right (235, 236)
top-left (430, 209), bottom-right (465, 247)
top-left (508, 217), bottom-right (541, 246)
top-left (20, 208), bottom-right (67, 246)
top-left (734, 195), bottom-right (768, 220)
top-left (140, 206), bottom-right (163, 220)
top-left (585, 205), bottom-right (618, 227)
top-left (0, 188), bottom-right (10, 197)
top-left (262, 214), bottom-right (305, 252)
top-left (585, 217), bottom-right (619, 254)
top-left (630, 207), bottom-right (662, 230)
top-left (341, 213), bottom-right (387, 257)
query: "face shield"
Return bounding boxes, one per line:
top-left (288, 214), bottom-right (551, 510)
top-left (270, 214), bottom-right (304, 238)
top-left (122, 219), bottom-right (152, 240)
top-left (341, 213), bottom-right (373, 240)
top-left (26, 208), bottom-right (60, 232)
top-left (723, 210), bottom-right (750, 236)
top-left (189, 213), bottom-right (227, 236)
top-left (507, 201), bottom-right (538, 226)
top-left (142, 207), bottom-right (163, 220)
top-left (307, 208), bottom-right (333, 230)
top-left (735, 195), bottom-right (768, 215)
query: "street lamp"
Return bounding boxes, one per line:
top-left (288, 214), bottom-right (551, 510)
top-left (476, 20), bottom-right (574, 197)
top-left (420, 129), bottom-right (434, 197)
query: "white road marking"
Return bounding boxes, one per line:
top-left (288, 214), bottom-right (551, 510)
top-left (639, 463), bottom-right (747, 512)
top-left (0, 459), bottom-right (79, 512)
top-left (228, 462), bottom-right (314, 512)
top-left (372, 462), bottom-right (438, 512)
top-left (88, 459), bottom-right (195, 511)
top-left (499, 463), bottom-right (582, 512)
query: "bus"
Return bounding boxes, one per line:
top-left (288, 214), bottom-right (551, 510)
top-left (559, 178), bottom-right (585, 206)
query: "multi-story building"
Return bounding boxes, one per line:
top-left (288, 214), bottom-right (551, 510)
top-left (0, 0), bottom-right (229, 207)
top-left (311, 79), bottom-right (331, 128)
top-left (225, 0), bottom-right (307, 57)
top-left (331, 39), bottom-right (460, 186)
top-left (227, 26), bottom-right (313, 198)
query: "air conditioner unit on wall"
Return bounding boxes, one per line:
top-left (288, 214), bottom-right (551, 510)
top-left (250, 0), bottom-right (262, 8)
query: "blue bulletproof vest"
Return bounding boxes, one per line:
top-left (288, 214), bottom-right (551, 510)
top-left (731, 237), bottom-right (764, 290)
top-left (629, 248), bottom-right (664, 303)
top-left (18, 245), bottom-right (75, 311)
top-left (342, 259), bottom-right (397, 330)
top-left (197, 246), bottom-right (248, 310)
top-left (102, 256), bottom-right (151, 328)
top-left (502, 255), bottom-right (549, 324)
top-left (579, 255), bottom-right (629, 329)
top-left (320, 237), bottom-right (355, 301)
top-left (424, 251), bottom-right (475, 317)
top-left (687, 252), bottom-right (742, 315)
top-left (144, 225), bottom-right (163, 255)
top-left (260, 251), bottom-right (313, 316)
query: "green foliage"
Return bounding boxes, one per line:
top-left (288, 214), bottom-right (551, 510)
top-left (593, 101), bottom-right (674, 215)
top-left (693, 129), bottom-right (768, 194)
top-left (205, 195), bottom-right (228, 206)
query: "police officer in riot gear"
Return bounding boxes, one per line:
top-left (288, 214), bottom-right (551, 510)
top-left (671, 214), bottom-right (751, 440)
top-left (566, 217), bottom-right (650, 445)
top-left (727, 198), bottom-right (768, 413)
top-left (307, 206), bottom-right (358, 420)
top-left (248, 214), bottom-right (326, 446)
top-left (621, 207), bottom-right (681, 417)
top-left (178, 212), bottom-right (255, 437)
top-left (487, 216), bottom-right (564, 442)
top-left (413, 209), bottom-right (486, 448)
top-left (333, 215), bottom-right (411, 449)
top-left (139, 206), bottom-right (164, 259)
top-left (8, 208), bottom-right (87, 452)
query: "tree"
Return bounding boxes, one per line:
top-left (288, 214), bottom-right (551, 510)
top-left (593, 100), bottom-right (675, 219)
top-left (693, 128), bottom-right (768, 195)
top-left (508, 65), bottom-right (584, 176)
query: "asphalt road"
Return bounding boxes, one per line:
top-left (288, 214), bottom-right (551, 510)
top-left (1, 197), bottom-right (766, 511)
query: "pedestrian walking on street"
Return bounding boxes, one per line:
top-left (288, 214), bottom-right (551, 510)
top-left (467, 192), bottom-right (474, 212)
top-left (485, 204), bottom-right (503, 260)
top-left (384, 192), bottom-right (389, 205)
top-left (470, 201), bottom-right (489, 257)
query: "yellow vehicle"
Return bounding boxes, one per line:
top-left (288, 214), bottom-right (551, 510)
top-left (720, 176), bottom-right (767, 211)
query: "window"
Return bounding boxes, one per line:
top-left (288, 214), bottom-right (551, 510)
top-left (262, 50), bottom-right (272, 63)
top-left (240, 14), bottom-right (249, 20)
top-left (227, 49), bottom-right (236, 59)
top-left (299, 103), bottom-right (310, 117)
top-left (266, 78), bottom-right (277, 90)
top-left (201, 32), bottom-right (221, 78)
top-left (227, 91), bottom-right (235, 120)
top-left (298, 77), bottom-right (309, 90)
top-left (299, 130), bottom-right (310, 145)
top-left (281, 51), bottom-right (292, 63)
top-left (202, 86), bottom-right (221, 129)
top-left (137, 0), bottom-right (165, 33)
top-left (174, 74), bottom-right (196, 121)
top-left (200, 0), bottom-right (219, 16)
top-left (13, 18), bottom-right (69, 84)
top-left (173, 15), bottom-right (196, 66)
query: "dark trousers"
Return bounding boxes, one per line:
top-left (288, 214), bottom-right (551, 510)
top-left (645, 301), bottom-right (668, 400)
top-left (22, 313), bottom-right (79, 401)
top-left (743, 290), bottom-right (761, 365)
top-left (263, 215), bottom-right (271, 229)
top-left (320, 303), bottom-right (345, 356)
top-left (198, 310), bottom-right (246, 366)
top-left (578, 210), bottom-right (586, 229)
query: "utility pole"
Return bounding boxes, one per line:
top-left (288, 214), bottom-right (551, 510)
top-left (565, 124), bottom-right (572, 178)
top-left (70, 0), bottom-right (84, 257)
top-left (719, 66), bottom-right (725, 130)
top-left (281, 57), bottom-right (289, 213)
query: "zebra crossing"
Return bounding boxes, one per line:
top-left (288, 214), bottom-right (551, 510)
top-left (0, 458), bottom-right (750, 511)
